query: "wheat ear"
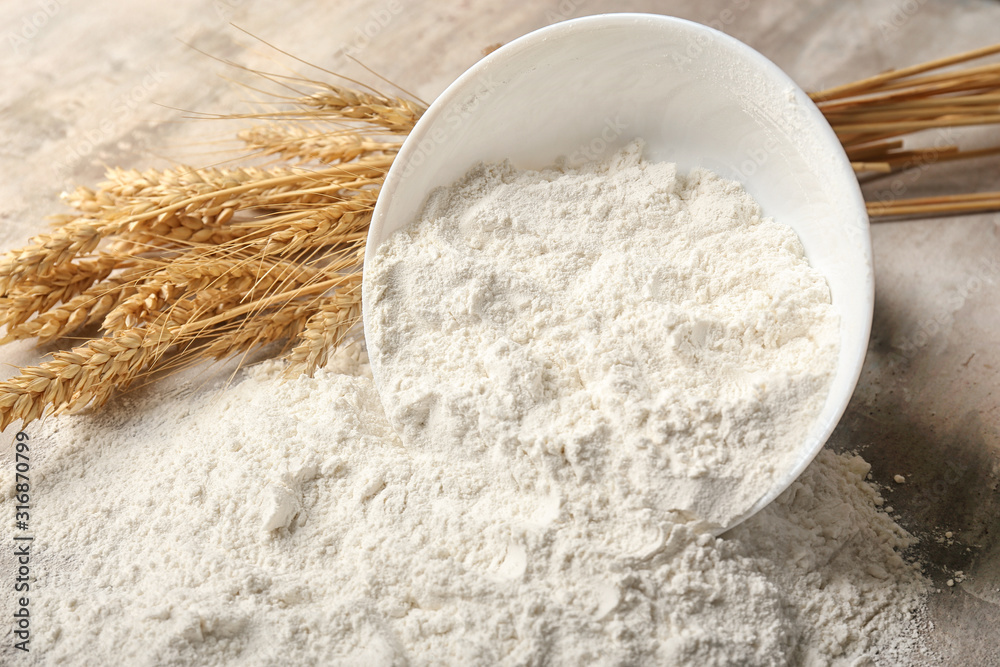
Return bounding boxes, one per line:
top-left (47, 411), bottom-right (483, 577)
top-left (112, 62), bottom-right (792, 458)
top-left (283, 277), bottom-right (362, 377)
top-left (0, 255), bottom-right (121, 327)
top-left (0, 218), bottom-right (106, 293)
top-left (239, 125), bottom-right (401, 164)
top-left (0, 273), bottom-right (141, 345)
top-left (0, 328), bottom-right (171, 430)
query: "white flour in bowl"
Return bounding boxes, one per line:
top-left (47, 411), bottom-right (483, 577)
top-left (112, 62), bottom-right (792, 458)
top-left (366, 141), bottom-right (840, 528)
top-left (1, 346), bottom-right (928, 666)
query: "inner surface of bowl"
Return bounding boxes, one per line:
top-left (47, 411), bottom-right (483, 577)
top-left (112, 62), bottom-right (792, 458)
top-left (363, 13), bottom-right (873, 530)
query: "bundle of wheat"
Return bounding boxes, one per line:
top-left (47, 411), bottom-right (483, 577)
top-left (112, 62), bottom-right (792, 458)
top-left (812, 43), bottom-right (1000, 217)
top-left (0, 77), bottom-right (418, 429)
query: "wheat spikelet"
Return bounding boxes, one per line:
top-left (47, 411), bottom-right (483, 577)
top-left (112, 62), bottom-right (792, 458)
top-left (228, 189), bottom-right (377, 254)
top-left (163, 255), bottom-right (326, 292)
top-left (101, 278), bottom-right (182, 332)
top-left (0, 273), bottom-right (141, 344)
top-left (104, 284), bottom-right (246, 334)
top-left (239, 125), bottom-right (401, 164)
top-left (284, 280), bottom-right (362, 377)
top-left (0, 327), bottom-right (171, 430)
top-left (198, 297), bottom-right (323, 360)
top-left (0, 255), bottom-right (121, 327)
top-left (0, 218), bottom-right (107, 293)
top-left (102, 255), bottom-right (334, 331)
top-left (296, 85), bottom-right (424, 133)
top-left (68, 165), bottom-right (305, 247)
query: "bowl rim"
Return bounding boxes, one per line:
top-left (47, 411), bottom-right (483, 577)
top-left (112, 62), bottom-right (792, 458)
top-left (362, 12), bottom-right (874, 533)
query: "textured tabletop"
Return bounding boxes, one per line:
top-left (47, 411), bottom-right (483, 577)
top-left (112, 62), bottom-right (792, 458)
top-left (1, 1), bottom-right (998, 663)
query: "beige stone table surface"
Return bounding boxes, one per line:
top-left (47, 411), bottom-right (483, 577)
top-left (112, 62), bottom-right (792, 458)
top-left (1, 1), bottom-right (998, 664)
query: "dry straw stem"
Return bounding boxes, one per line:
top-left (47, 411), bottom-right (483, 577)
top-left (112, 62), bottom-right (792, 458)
top-left (851, 161), bottom-right (892, 173)
top-left (880, 144), bottom-right (1000, 169)
top-left (867, 191), bottom-right (1000, 218)
top-left (834, 115), bottom-right (1000, 135)
top-left (816, 41), bottom-right (1000, 192)
top-left (811, 42), bottom-right (1000, 102)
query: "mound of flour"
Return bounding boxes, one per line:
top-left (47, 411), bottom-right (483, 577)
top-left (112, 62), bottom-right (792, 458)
top-left (0, 145), bottom-right (929, 666)
top-left (1, 346), bottom-right (927, 666)
top-left (366, 141), bottom-right (840, 527)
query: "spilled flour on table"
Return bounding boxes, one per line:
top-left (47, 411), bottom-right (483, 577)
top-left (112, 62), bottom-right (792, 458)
top-left (2, 144), bottom-right (929, 665)
top-left (2, 344), bottom-right (929, 666)
top-left (366, 141), bottom-right (839, 528)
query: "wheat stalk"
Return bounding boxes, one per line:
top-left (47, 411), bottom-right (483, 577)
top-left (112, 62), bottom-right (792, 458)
top-left (815, 43), bottom-right (1000, 185)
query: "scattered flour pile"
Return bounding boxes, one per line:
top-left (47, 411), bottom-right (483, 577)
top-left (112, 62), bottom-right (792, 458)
top-left (1, 346), bottom-right (928, 666)
top-left (366, 141), bottom-right (840, 528)
top-left (1, 144), bottom-right (930, 666)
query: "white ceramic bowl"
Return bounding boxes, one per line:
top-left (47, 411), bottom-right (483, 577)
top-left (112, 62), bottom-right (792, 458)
top-left (363, 13), bottom-right (873, 531)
